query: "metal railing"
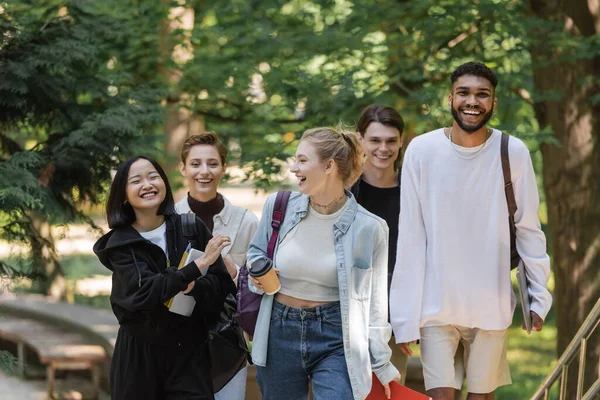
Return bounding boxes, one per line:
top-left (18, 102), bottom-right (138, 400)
top-left (531, 297), bottom-right (600, 400)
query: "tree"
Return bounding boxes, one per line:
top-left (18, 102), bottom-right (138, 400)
top-left (172, 0), bottom-right (392, 188)
top-left (0, 0), bottom-right (163, 298)
top-left (528, 0), bottom-right (600, 395)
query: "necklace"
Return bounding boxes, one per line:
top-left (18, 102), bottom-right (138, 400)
top-left (448, 127), bottom-right (492, 160)
top-left (310, 195), bottom-right (345, 210)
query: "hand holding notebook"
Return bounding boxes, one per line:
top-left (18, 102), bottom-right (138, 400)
top-left (367, 373), bottom-right (432, 400)
top-left (165, 244), bottom-right (204, 316)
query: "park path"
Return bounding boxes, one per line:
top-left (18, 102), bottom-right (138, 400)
top-left (0, 370), bottom-right (47, 400)
top-left (0, 369), bottom-right (112, 399)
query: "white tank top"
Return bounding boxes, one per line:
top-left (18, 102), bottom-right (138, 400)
top-left (275, 204), bottom-right (345, 302)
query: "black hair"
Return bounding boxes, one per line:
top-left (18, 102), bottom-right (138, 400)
top-left (450, 62), bottom-right (498, 88)
top-left (106, 156), bottom-right (175, 229)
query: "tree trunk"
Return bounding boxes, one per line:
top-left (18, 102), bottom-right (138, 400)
top-left (529, 0), bottom-right (600, 395)
top-left (159, 4), bottom-right (204, 174)
top-left (28, 212), bottom-right (66, 300)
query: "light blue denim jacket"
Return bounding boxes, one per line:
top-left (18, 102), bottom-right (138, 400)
top-left (247, 191), bottom-right (399, 400)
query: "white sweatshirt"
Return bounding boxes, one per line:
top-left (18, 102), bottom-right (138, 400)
top-left (390, 128), bottom-right (552, 343)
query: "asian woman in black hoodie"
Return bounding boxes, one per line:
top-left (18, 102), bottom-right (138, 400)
top-left (93, 156), bottom-right (236, 400)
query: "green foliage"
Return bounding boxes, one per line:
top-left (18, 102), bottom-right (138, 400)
top-left (0, 0), bottom-right (164, 279)
top-left (0, 350), bottom-right (23, 376)
top-left (171, 0), bottom-right (390, 187)
top-left (60, 253), bottom-right (110, 280)
top-left (163, 0), bottom-right (599, 185)
top-left (497, 307), bottom-right (557, 399)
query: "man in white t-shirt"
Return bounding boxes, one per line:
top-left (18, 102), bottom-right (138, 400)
top-left (389, 61), bottom-right (552, 400)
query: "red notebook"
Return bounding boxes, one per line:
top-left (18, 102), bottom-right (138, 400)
top-left (366, 373), bottom-right (432, 400)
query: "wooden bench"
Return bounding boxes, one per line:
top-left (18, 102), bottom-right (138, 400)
top-left (0, 315), bottom-right (107, 400)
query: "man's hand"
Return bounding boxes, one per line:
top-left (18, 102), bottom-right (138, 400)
top-left (523, 311), bottom-right (544, 332)
top-left (382, 374), bottom-right (402, 399)
top-left (398, 341), bottom-right (417, 356)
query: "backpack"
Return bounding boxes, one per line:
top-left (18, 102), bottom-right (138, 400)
top-left (180, 213), bottom-right (250, 392)
top-left (235, 190), bottom-right (291, 337)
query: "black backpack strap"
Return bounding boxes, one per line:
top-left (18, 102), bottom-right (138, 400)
top-left (501, 133), bottom-right (521, 270)
top-left (180, 213), bottom-right (199, 249)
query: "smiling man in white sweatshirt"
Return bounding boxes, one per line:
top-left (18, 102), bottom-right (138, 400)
top-left (389, 61), bottom-right (552, 400)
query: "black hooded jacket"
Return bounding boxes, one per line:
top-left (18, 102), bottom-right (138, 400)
top-left (93, 214), bottom-right (235, 346)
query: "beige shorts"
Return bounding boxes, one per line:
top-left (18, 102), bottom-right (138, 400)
top-left (420, 325), bottom-right (511, 394)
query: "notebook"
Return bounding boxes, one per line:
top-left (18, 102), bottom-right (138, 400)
top-left (165, 244), bottom-right (204, 316)
top-left (516, 259), bottom-right (533, 334)
top-left (366, 373), bottom-right (432, 400)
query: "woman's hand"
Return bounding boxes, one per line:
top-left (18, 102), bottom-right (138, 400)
top-left (248, 262), bottom-right (279, 291)
top-left (382, 374), bottom-right (402, 399)
top-left (181, 281), bottom-right (195, 294)
top-left (194, 235), bottom-right (231, 271)
top-left (223, 254), bottom-right (238, 279)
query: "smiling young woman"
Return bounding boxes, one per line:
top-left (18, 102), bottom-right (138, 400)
top-left (175, 133), bottom-right (259, 400)
top-left (247, 127), bottom-right (401, 400)
top-left (94, 155), bottom-right (235, 400)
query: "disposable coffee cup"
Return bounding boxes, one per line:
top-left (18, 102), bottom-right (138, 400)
top-left (249, 258), bottom-right (281, 295)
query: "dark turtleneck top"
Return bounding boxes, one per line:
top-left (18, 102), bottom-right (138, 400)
top-left (186, 193), bottom-right (225, 233)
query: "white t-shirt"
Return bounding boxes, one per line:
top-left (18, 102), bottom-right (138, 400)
top-left (390, 128), bottom-right (552, 343)
top-left (138, 222), bottom-right (168, 258)
top-left (276, 204), bottom-right (345, 302)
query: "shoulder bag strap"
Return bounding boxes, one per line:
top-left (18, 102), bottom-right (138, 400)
top-left (501, 133), bottom-right (520, 270)
top-left (266, 190), bottom-right (291, 259)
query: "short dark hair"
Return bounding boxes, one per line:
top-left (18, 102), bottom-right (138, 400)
top-left (357, 105), bottom-right (405, 138)
top-left (106, 156), bottom-right (175, 229)
top-left (181, 132), bottom-right (228, 165)
top-left (450, 61), bottom-right (498, 88)
top-left (357, 104), bottom-right (404, 170)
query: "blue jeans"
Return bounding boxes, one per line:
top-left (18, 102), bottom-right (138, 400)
top-left (256, 300), bottom-right (353, 400)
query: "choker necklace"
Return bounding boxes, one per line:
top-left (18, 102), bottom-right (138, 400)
top-left (310, 195), bottom-right (345, 210)
top-left (448, 127), bottom-right (492, 160)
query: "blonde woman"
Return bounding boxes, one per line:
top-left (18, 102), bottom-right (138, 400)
top-left (176, 132), bottom-right (258, 400)
top-left (247, 127), bottom-right (401, 400)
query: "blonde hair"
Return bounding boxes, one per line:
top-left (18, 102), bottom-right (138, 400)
top-left (301, 126), bottom-right (364, 189)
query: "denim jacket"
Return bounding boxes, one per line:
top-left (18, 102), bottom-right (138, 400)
top-left (247, 191), bottom-right (399, 400)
